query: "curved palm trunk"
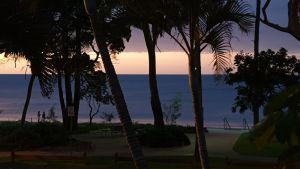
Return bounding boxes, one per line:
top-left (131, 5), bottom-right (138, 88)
top-left (85, 4), bottom-right (148, 169)
top-left (21, 74), bottom-right (36, 126)
top-left (188, 51), bottom-right (210, 169)
top-left (142, 24), bottom-right (165, 128)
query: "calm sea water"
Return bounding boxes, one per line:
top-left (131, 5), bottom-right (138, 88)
top-left (0, 74), bottom-right (254, 128)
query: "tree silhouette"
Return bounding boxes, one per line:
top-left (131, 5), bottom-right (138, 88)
top-left (225, 48), bottom-right (300, 125)
top-left (0, 0), bottom-right (56, 125)
top-left (84, 0), bottom-right (148, 168)
top-left (158, 1), bottom-right (253, 168)
top-left (123, 0), bottom-right (172, 128)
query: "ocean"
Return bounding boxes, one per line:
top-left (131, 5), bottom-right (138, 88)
top-left (0, 74), bottom-right (255, 128)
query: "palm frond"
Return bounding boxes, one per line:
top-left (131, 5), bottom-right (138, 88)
top-left (30, 54), bottom-right (56, 98)
top-left (218, 0), bottom-right (253, 33)
top-left (202, 22), bottom-right (233, 73)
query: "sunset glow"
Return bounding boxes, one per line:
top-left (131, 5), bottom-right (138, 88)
top-left (0, 52), bottom-right (234, 75)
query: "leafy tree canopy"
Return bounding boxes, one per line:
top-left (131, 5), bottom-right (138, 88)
top-left (225, 48), bottom-right (300, 114)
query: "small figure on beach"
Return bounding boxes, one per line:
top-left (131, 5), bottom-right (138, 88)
top-left (37, 111), bottom-right (41, 122)
top-left (42, 111), bottom-right (46, 122)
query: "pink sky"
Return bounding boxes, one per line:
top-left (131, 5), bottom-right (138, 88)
top-left (0, 52), bottom-right (230, 75)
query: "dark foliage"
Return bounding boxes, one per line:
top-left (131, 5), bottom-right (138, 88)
top-left (137, 126), bottom-right (190, 148)
top-left (0, 122), bottom-right (68, 150)
top-left (225, 48), bottom-right (300, 124)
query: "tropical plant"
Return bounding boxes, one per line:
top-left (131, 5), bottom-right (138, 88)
top-left (81, 70), bottom-right (113, 128)
top-left (84, 0), bottom-right (148, 168)
top-left (156, 1), bottom-right (253, 168)
top-left (0, 1), bottom-right (57, 125)
top-left (100, 112), bottom-right (115, 123)
top-left (225, 48), bottom-right (300, 125)
top-left (163, 94), bottom-right (182, 125)
top-left (46, 0), bottom-right (95, 130)
top-left (250, 84), bottom-right (300, 166)
top-left (46, 105), bottom-right (58, 122)
top-left (123, 0), bottom-right (171, 128)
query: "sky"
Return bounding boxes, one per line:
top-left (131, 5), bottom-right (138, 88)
top-left (0, 0), bottom-right (299, 75)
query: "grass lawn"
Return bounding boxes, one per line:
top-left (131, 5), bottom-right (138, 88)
top-left (233, 133), bottom-right (288, 157)
top-left (0, 156), bottom-right (227, 169)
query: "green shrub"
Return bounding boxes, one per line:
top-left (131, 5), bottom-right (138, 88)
top-left (0, 122), bottom-right (68, 150)
top-left (6, 127), bottom-right (42, 149)
top-left (0, 122), bottom-right (21, 136)
top-left (33, 122), bottom-right (68, 146)
top-left (137, 126), bottom-right (190, 148)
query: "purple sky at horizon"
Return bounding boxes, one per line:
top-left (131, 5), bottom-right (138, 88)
top-left (124, 1), bottom-right (299, 53)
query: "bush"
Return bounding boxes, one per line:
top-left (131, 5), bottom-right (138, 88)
top-left (0, 122), bottom-right (21, 136)
top-left (5, 127), bottom-right (42, 149)
top-left (32, 122), bottom-right (68, 146)
top-left (137, 126), bottom-right (190, 148)
top-left (0, 122), bottom-right (68, 150)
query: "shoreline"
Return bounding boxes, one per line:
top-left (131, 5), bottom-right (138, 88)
top-left (0, 120), bottom-right (251, 130)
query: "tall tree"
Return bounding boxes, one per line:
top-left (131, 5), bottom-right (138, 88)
top-left (46, 0), bottom-right (94, 129)
top-left (122, 1), bottom-right (168, 128)
top-left (251, 0), bottom-right (261, 125)
top-left (225, 48), bottom-right (300, 125)
top-left (159, 1), bottom-right (253, 168)
top-left (84, 0), bottom-right (148, 169)
top-left (81, 70), bottom-right (113, 128)
top-left (142, 24), bottom-right (165, 128)
top-left (0, 1), bottom-right (56, 125)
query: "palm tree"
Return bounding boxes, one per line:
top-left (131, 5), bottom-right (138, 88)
top-left (83, 0), bottom-right (148, 169)
top-left (142, 24), bottom-right (165, 128)
top-left (158, 1), bottom-right (253, 168)
top-left (20, 55), bottom-right (55, 125)
top-left (125, 3), bottom-right (166, 127)
top-left (0, 3), bottom-right (56, 125)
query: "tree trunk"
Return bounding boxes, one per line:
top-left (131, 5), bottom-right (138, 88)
top-left (21, 74), bottom-right (36, 126)
top-left (88, 101), bottom-right (93, 129)
top-left (253, 105), bottom-right (260, 126)
top-left (73, 13), bottom-right (82, 130)
top-left (64, 73), bottom-right (73, 130)
top-left (73, 73), bottom-right (80, 129)
top-left (188, 51), bottom-right (210, 169)
top-left (194, 137), bottom-right (200, 161)
top-left (61, 7), bottom-right (72, 130)
top-left (142, 24), bottom-right (165, 128)
top-left (253, 0), bottom-right (261, 127)
top-left (58, 72), bottom-right (67, 128)
top-left (254, 0), bottom-right (261, 59)
top-left (86, 11), bottom-right (148, 169)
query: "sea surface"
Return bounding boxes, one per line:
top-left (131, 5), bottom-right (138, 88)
top-left (0, 74), bottom-right (255, 128)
